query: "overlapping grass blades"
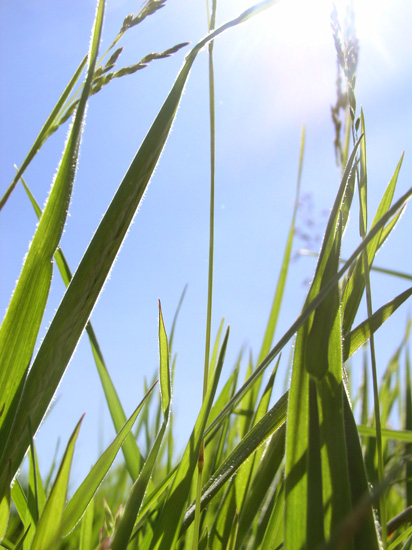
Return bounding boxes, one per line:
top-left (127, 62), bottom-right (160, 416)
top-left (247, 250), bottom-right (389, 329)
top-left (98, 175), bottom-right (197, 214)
top-left (2, 1), bottom-right (412, 548)
top-left (0, 0), bottom-right (280, 498)
top-left (0, 0), bottom-right (105, 470)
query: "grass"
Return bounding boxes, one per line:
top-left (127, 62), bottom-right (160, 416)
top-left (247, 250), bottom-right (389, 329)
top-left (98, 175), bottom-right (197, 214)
top-left (1, 0), bottom-right (412, 549)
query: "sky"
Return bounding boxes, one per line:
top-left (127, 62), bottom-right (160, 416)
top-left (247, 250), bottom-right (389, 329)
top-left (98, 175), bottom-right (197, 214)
top-left (1, 0), bottom-right (412, 492)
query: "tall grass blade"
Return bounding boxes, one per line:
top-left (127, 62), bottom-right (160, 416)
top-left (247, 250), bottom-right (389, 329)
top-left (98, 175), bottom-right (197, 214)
top-left (148, 327), bottom-right (229, 550)
top-left (19, 107), bottom-right (145, 486)
top-left (110, 302), bottom-right (171, 550)
top-left (285, 133), bottom-right (378, 547)
top-left (30, 416), bottom-right (83, 550)
top-left (0, 0), bottom-right (106, 481)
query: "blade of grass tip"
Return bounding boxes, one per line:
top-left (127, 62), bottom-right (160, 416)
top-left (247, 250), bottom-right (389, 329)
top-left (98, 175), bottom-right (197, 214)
top-left (0, 0), bottom-right (279, 493)
top-left (148, 327), bottom-right (229, 550)
top-left (257, 125), bottom-right (305, 365)
top-left (0, 55), bottom-right (87, 211)
top-left (206, 176), bottom-right (412, 441)
top-left (61, 381), bottom-right (156, 537)
top-left (0, 0), bottom-right (105, 474)
top-left (342, 287), bottom-right (412, 362)
top-left (30, 415), bottom-right (83, 550)
top-left (110, 302), bottom-right (171, 550)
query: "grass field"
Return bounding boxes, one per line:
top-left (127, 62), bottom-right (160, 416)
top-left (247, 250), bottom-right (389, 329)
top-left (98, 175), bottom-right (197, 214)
top-left (1, 1), bottom-right (412, 549)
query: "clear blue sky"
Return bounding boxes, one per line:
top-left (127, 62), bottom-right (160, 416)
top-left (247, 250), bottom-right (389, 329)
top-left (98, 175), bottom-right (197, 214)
top-left (1, 0), bottom-right (412, 491)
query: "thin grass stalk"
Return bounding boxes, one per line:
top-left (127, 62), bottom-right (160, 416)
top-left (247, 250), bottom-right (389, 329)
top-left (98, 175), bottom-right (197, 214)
top-left (194, 2), bottom-right (217, 547)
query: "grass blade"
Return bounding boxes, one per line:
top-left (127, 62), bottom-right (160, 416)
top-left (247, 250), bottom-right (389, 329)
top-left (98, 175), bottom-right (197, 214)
top-left (180, 391), bottom-right (288, 535)
top-left (61, 381), bottom-right (156, 537)
top-left (148, 327), bottom-right (229, 550)
top-left (110, 302), bottom-right (171, 550)
top-left (30, 416), bottom-right (83, 550)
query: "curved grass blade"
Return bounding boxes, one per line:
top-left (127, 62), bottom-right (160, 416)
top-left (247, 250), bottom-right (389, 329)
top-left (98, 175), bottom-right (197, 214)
top-left (0, 0), bottom-right (106, 475)
top-left (110, 302), bottom-right (171, 550)
top-left (30, 415), bottom-right (83, 550)
top-left (0, 55), bottom-right (87, 211)
top-left (20, 174), bottom-right (144, 481)
top-left (343, 287), bottom-right (412, 361)
top-left (61, 381), bottom-right (156, 537)
top-left (0, 0), bottom-right (280, 494)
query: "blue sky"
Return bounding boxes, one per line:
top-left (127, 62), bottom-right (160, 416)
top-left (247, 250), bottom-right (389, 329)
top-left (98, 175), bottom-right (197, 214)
top-left (1, 0), bottom-right (412, 491)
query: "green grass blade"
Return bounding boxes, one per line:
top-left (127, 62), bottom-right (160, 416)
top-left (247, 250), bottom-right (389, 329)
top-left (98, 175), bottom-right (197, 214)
top-left (235, 423), bottom-right (285, 549)
top-left (180, 391), bottom-right (288, 535)
top-left (259, 481), bottom-right (284, 550)
top-left (285, 138), bottom-right (358, 547)
top-left (147, 328), bottom-right (229, 550)
top-left (79, 496), bottom-right (94, 550)
top-left (10, 480), bottom-right (27, 525)
top-left (61, 382), bottom-right (156, 537)
top-left (0, 0), bottom-right (106, 478)
top-left (0, 55), bottom-right (87, 211)
top-left (343, 287), bottom-right (412, 361)
top-left (208, 481), bottom-right (237, 550)
top-left (342, 150), bottom-right (405, 334)
top-left (110, 302), bottom-right (171, 550)
top-left (23, 441), bottom-right (46, 550)
top-left (30, 416), bottom-right (83, 550)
